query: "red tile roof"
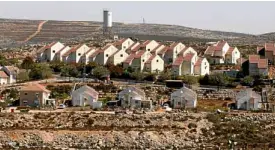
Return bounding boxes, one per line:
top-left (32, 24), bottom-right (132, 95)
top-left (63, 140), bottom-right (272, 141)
top-left (56, 46), bottom-right (67, 54)
top-left (132, 45), bottom-right (142, 52)
top-left (226, 47), bottom-right (235, 55)
top-left (37, 42), bottom-right (57, 53)
top-left (170, 42), bottom-right (179, 49)
top-left (194, 57), bottom-right (204, 67)
top-left (204, 40), bottom-right (228, 56)
top-left (145, 55), bottom-right (157, 64)
top-left (89, 49), bottom-right (103, 58)
top-left (178, 47), bottom-right (189, 55)
top-left (249, 55), bottom-right (260, 63)
top-left (0, 71), bottom-right (8, 78)
top-left (135, 50), bottom-right (146, 58)
top-left (265, 43), bottom-right (275, 51)
top-left (183, 53), bottom-right (194, 61)
top-left (151, 44), bottom-right (162, 53)
top-left (62, 44), bottom-right (85, 57)
top-left (258, 59), bottom-right (268, 69)
top-left (20, 83), bottom-right (50, 93)
top-left (142, 40), bottom-right (151, 46)
top-left (158, 46), bottom-right (169, 55)
top-left (172, 56), bottom-right (184, 66)
top-left (124, 53), bottom-right (136, 64)
top-left (215, 40), bottom-right (227, 51)
top-left (113, 38), bottom-right (127, 46)
top-left (257, 46), bottom-right (264, 52)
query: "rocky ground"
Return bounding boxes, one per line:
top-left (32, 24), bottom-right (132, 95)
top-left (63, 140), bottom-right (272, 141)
top-left (0, 112), bottom-right (275, 149)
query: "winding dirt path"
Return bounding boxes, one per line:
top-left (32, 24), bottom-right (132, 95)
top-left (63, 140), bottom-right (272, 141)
top-left (22, 20), bottom-right (48, 43)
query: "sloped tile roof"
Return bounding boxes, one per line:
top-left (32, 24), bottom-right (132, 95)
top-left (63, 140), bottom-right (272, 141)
top-left (55, 46), bottom-right (67, 54)
top-left (124, 53), bottom-right (136, 64)
top-left (150, 44), bottom-right (162, 53)
top-left (89, 49), bottom-right (103, 58)
top-left (226, 47), bottom-right (235, 55)
top-left (158, 46), bottom-right (169, 55)
top-left (20, 83), bottom-right (50, 93)
top-left (0, 71), bottom-right (8, 78)
top-left (258, 59), bottom-right (268, 69)
top-left (183, 53), bottom-right (195, 61)
top-left (134, 50), bottom-right (146, 58)
top-left (172, 56), bottom-right (184, 66)
top-left (37, 42), bottom-right (57, 53)
top-left (249, 55), bottom-right (260, 63)
top-left (145, 55), bottom-right (157, 64)
top-left (265, 43), bottom-right (275, 51)
top-left (113, 38), bottom-right (127, 46)
top-left (194, 57), bottom-right (204, 67)
top-left (62, 44), bottom-right (85, 57)
top-left (178, 47), bottom-right (189, 55)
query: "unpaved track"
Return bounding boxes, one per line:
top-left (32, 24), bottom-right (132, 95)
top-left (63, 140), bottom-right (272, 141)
top-left (21, 20), bottom-right (48, 43)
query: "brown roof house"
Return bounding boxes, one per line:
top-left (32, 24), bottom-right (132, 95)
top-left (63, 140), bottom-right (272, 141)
top-left (248, 55), bottom-right (268, 76)
top-left (204, 40), bottom-right (240, 65)
top-left (37, 41), bottom-right (67, 62)
top-left (0, 71), bottom-right (8, 85)
top-left (236, 88), bottom-right (261, 110)
top-left (71, 85), bottom-right (99, 107)
top-left (257, 43), bottom-right (275, 65)
top-left (19, 83), bottom-right (53, 107)
top-left (0, 65), bottom-right (20, 84)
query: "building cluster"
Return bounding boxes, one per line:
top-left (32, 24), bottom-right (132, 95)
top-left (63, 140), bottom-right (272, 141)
top-left (19, 83), bottom-right (198, 110)
top-left (0, 66), bottom-right (19, 85)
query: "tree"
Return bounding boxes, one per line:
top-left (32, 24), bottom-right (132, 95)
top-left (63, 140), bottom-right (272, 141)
top-left (199, 74), bottom-right (210, 85)
top-left (179, 75), bottom-right (199, 85)
top-left (158, 71), bottom-right (172, 82)
top-left (92, 66), bottom-right (110, 79)
top-left (29, 63), bottom-right (52, 80)
top-left (106, 63), bottom-right (124, 78)
top-left (130, 71), bottom-right (145, 81)
top-left (17, 71), bottom-right (29, 82)
top-left (144, 73), bottom-right (157, 81)
top-left (50, 61), bottom-right (66, 73)
top-left (209, 73), bottom-right (228, 89)
top-left (21, 56), bottom-right (34, 70)
top-left (243, 76), bottom-right (254, 86)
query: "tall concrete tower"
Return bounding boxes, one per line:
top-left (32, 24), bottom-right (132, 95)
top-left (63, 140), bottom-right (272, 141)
top-left (103, 10), bottom-right (112, 37)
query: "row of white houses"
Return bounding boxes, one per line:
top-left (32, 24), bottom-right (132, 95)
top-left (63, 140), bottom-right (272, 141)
top-left (37, 38), bottom-right (241, 76)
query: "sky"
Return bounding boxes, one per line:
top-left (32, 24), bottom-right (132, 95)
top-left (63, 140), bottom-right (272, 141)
top-left (0, 1), bottom-right (275, 35)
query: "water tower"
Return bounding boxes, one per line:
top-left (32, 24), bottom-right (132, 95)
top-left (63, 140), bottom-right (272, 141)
top-left (103, 9), bottom-right (113, 37)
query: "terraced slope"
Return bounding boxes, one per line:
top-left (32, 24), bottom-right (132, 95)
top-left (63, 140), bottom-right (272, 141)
top-left (0, 18), bottom-right (275, 47)
top-left (30, 20), bottom-right (102, 43)
top-left (0, 19), bottom-right (41, 46)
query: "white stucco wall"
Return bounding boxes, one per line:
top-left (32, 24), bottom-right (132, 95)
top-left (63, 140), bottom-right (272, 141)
top-left (113, 50), bottom-right (129, 65)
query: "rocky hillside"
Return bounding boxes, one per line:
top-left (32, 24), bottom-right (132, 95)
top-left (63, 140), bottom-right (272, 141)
top-left (0, 112), bottom-right (274, 149)
top-left (0, 18), bottom-right (275, 47)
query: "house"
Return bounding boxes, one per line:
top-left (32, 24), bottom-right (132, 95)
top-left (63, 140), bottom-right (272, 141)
top-left (80, 47), bottom-right (97, 64)
top-left (170, 86), bottom-right (197, 109)
top-left (54, 46), bottom-right (71, 62)
top-left (194, 57), bottom-right (210, 76)
top-left (19, 83), bottom-right (53, 107)
top-left (37, 41), bottom-right (66, 62)
top-left (140, 40), bottom-right (159, 52)
top-left (1, 66), bottom-right (19, 84)
top-left (171, 47), bottom-right (199, 76)
top-left (113, 38), bottom-right (134, 51)
top-left (107, 49), bottom-right (129, 65)
top-left (257, 43), bottom-right (275, 65)
top-left (89, 44), bottom-right (118, 65)
top-left (118, 86), bottom-right (151, 109)
top-left (204, 40), bottom-right (240, 65)
top-left (151, 44), bottom-right (166, 55)
top-left (62, 44), bottom-right (90, 63)
top-left (71, 85), bottom-right (99, 107)
top-left (163, 42), bottom-right (186, 64)
top-left (248, 55), bottom-right (268, 76)
top-left (125, 50), bottom-right (152, 72)
top-left (144, 54), bottom-right (164, 73)
top-left (236, 88), bottom-right (261, 110)
top-left (125, 42), bottom-right (140, 54)
top-left (0, 71), bottom-right (8, 85)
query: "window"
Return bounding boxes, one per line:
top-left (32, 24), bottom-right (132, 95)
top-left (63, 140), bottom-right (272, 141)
top-left (106, 54), bottom-right (109, 57)
top-left (142, 59), bottom-right (145, 62)
top-left (205, 62), bottom-right (206, 65)
top-left (53, 50), bottom-right (55, 53)
top-left (78, 53), bottom-right (81, 56)
top-left (24, 93), bottom-right (27, 95)
top-left (147, 68), bottom-right (149, 70)
top-left (128, 41), bottom-right (130, 45)
top-left (120, 54), bottom-right (123, 57)
top-left (123, 46), bottom-right (126, 49)
top-left (178, 102), bottom-right (181, 105)
top-left (175, 51), bottom-right (177, 54)
top-left (135, 100), bottom-right (139, 104)
top-left (147, 49), bottom-right (150, 51)
top-left (156, 59), bottom-right (159, 62)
